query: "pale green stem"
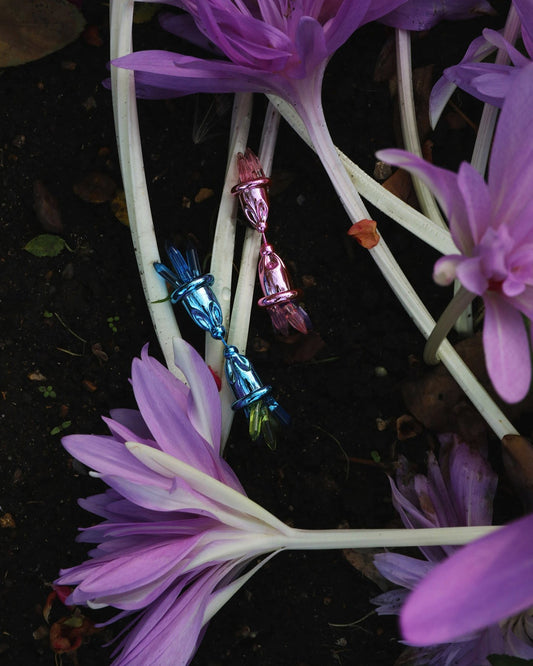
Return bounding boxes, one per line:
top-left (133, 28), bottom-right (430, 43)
top-left (395, 29), bottom-right (446, 229)
top-left (274, 96), bottom-right (517, 440)
top-left (109, 0), bottom-right (183, 378)
top-left (221, 103), bottom-right (281, 449)
top-left (423, 286), bottom-right (476, 365)
top-left (203, 521), bottom-right (499, 626)
top-left (268, 95), bottom-right (457, 255)
top-left (285, 525), bottom-right (497, 550)
top-left (470, 5), bottom-right (521, 176)
top-left (205, 93), bottom-right (253, 379)
top-left (396, 28), bottom-right (473, 336)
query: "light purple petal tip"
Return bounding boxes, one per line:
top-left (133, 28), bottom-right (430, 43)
top-left (400, 513), bottom-right (533, 646)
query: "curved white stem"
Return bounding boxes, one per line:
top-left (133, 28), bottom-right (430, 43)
top-left (395, 29), bottom-right (446, 228)
top-left (109, 0), bottom-right (182, 377)
top-left (268, 94), bottom-right (457, 255)
top-left (424, 286), bottom-right (475, 365)
top-left (220, 104), bottom-right (281, 448)
top-left (205, 93), bottom-right (253, 378)
top-left (269, 94), bottom-right (517, 441)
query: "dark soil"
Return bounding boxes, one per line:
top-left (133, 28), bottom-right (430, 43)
top-left (0, 4), bottom-right (506, 666)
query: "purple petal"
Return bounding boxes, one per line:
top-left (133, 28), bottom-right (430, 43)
top-left (489, 63), bottom-right (533, 225)
top-left (172, 338), bottom-right (221, 453)
top-left (429, 33), bottom-right (496, 126)
top-left (374, 552), bottom-right (435, 590)
top-left (61, 435), bottom-right (168, 489)
top-left (482, 292), bottom-right (531, 402)
top-left (112, 562), bottom-right (237, 666)
top-left (131, 347), bottom-right (222, 477)
top-left (380, 0), bottom-right (493, 30)
top-left (107, 408), bottom-right (152, 440)
top-left (442, 62), bottom-right (512, 107)
top-left (400, 513), bottom-right (533, 645)
top-left (446, 440), bottom-right (497, 526)
top-left (69, 537), bottom-right (202, 610)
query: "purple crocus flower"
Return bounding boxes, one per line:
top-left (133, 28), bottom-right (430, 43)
top-left (112, 1), bottom-right (407, 107)
top-left (377, 63), bottom-right (533, 403)
top-left (430, 0), bottom-right (533, 112)
top-left (56, 338), bottom-right (293, 666)
top-left (373, 435), bottom-right (533, 664)
top-left (400, 512), bottom-right (533, 648)
top-left (381, 0), bottom-right (493, 31)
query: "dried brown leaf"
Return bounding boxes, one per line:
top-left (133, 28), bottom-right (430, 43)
top-left (502, 435), bottom-right (533, 512)
top-left (343, 548), bottom-right (390, 591)
top-left (0, 0), bottom-right (85, 67)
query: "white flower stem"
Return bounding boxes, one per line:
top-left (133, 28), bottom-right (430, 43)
top-left (109, 0), bottom-right (183, 378)
top-left (205, 92), bottom-right (253, 377)
top-left (275, 96), bottom-right (517, 440)
top-left (227, 103), bottom-right (281, 355)
top-left (268, 95), bottom-right (457, 255)
top-left (221, 104), bottom-right (281, 449)
top-left (396, 28), bottom-right (472, 336)
top-left (395, 29), bottom-right (446, 229)
top-left (205, 93), bottom-right (254, 443)
top-left (470, 5), bottom-right (521, 176)
top-left (286, 525), bottom-right (498, 550)
top-left (423, 286), bottom-right (475, 365)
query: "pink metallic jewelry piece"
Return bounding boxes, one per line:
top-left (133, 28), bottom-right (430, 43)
top-left (258, 243), bottom-right (312, 336)
top-left (231, 147), bottom-right (270, 233)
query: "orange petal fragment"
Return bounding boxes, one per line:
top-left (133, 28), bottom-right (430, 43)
top-left (347, 219), bottom-right (380, 249)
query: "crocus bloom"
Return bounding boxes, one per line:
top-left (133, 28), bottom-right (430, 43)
top-left (377, 63), bottom-right (533, 403)
top-left (112, 0), bottom-right (408, 110)
top-left (430, 0), bottom-right (533, 113)
top-left (57, 338), bottom-right (294, 665)
top-left (381, 0), bottom-right (493, 31)
top-left (400, 512), bottom-right (533, 648)
top-left (373, 435), bottom-right (533, 664)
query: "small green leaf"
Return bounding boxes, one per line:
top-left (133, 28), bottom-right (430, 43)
top-left (43, 310), bottom-right (53, 318)
top-left (488, 655), bottom-right (533, 665)
top-left (370, 450), bottom-right (381, 463)
top-left (24, 234), bottom-right (67, 257)
top-left (61, 421), bottom-right (72, 429)
top-left (50, 426), bottom-right (62, 436)
top-left (151, 296), bottom-right (171, 304)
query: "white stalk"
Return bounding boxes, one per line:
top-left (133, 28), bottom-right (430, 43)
top-left (109, 0), bottom-right (183, 377)
top-left (285, 525), bottom-right (497, 550)
top-left (423, 286), bottom-right (475, 365)
top-left (396, 28), bottom-right (472, 336)
top-left (205, 92), bottom-right (253, 378)
top-left (268, 95), bottom-right (457, 255)
top-left (205, 93), bottom-right (253, 442)
top-left (395, 29), bottom-right (446, 228)
top-left (268, 95), bottom-right (517, 441)
top-left (221, 104), bottom-right (281, 449)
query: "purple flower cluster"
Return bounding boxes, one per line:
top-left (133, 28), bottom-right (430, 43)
top-left (373, 435), bottom-right (533, 664)
top-left (378, 63), bottom-right (533, 403)
top-left (431, 0), bottom-right (533, 110)
top-left (57, 339), bottom-right (291, 665)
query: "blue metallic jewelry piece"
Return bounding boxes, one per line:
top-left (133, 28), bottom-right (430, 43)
top-left (222, 343), bottom-right (290, 448)
top-left (155, 244), bottom-right (289, 448)
top-left (154, 245), bottom-right (226, 340)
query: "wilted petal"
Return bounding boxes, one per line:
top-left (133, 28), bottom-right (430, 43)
top-left (374, 552), bottom-right (434, 590)
top-left (400, 513), bottom-right (533, 646)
